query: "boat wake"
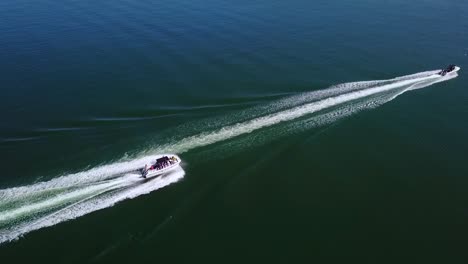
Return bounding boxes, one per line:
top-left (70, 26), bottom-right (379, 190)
top-left (0, 169), bottom-right (184, 244)
top-left (0, 68), bottom-right (459, 244)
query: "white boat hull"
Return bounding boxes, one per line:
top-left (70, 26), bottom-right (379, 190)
top-left (438, 65), bottom-right (460, 76)
top-left (448, 66), bottom-right (461, 74)
top-left (142, 155), bottom-right (181, 178)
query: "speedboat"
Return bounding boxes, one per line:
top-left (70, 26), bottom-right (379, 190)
top-left (438, 65), bottom-right (460, 76)
top-left (140, 155), bottom-right (181, 178)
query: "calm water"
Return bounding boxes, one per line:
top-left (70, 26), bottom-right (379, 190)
top-left (1, 0), bottom-right (468, 263)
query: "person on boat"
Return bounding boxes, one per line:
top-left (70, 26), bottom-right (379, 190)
top-left (142, 164), bottom-right (149, 178)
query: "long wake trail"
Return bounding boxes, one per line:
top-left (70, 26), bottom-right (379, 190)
top-left (0, 69), bottom-right (458, 244)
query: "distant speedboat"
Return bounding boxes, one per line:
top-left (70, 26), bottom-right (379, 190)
top-left (438, 64), bottom-right (460, 76)
top-left (140, 155), bottom-right (181, 178)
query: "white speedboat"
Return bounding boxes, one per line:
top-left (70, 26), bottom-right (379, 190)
top-left (140, 155), bottom-right (181, 178)
top-left (438, 65), bottom-right (460, 76)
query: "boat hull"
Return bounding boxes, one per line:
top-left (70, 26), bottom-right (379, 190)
top-left (142, 155), bottom-right (181, 178)
top-left (438, 65), bottom-right (460, 76)
top-left (448, 66), bottom-right (461, 74)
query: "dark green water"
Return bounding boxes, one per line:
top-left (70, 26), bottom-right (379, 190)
top-left (1, 0), bottom-right (468, 262)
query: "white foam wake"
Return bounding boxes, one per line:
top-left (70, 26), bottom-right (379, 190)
top-left (0, 168), bottom-right (184, 244)
top-left (155, 71), bottom-right (450, 153)
top-left (0, 69), bottom-right (458, 244)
